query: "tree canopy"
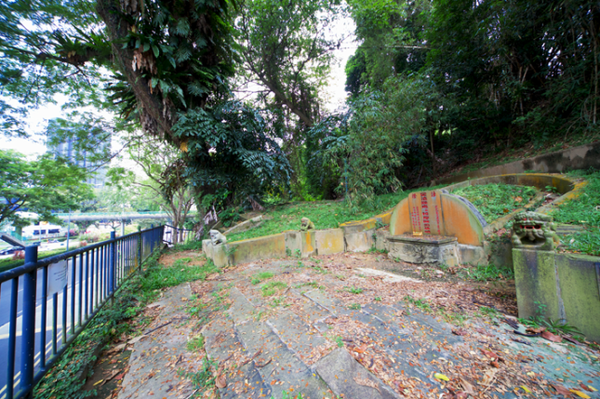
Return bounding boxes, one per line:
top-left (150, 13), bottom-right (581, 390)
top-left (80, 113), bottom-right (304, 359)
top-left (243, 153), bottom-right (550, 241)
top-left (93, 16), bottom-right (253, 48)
top-left (1, 0), bottom-right (598, 217)
top-left (0, 150), bottom-right (93, 227)
top-left (341, 0), bottom-right (599, 194)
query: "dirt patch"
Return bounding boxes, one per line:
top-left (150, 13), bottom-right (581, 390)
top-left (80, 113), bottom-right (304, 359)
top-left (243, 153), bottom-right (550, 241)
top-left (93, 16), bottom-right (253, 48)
top-left (306, 253), bottom-right (518, 316)
top-left (231, 253), bottom-right (517, 321)
top-left (159, 250), bottom-right (205, 267)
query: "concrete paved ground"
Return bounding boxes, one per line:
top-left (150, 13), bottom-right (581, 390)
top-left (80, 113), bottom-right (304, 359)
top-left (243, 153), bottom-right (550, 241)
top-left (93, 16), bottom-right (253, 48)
top-left (117, 253), bottom-right (600, 398)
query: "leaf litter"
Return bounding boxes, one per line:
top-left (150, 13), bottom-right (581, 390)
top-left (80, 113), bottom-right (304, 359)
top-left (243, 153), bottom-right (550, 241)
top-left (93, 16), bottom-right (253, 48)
top-left (95, 250), bottom-right (600, 399)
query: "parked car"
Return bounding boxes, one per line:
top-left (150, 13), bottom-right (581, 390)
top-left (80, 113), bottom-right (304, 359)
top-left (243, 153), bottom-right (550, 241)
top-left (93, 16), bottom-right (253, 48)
top-left (0, 246), bottom-right (25, 255)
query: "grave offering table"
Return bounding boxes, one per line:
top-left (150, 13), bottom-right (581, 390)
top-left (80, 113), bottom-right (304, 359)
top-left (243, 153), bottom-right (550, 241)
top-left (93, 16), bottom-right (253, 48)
top-left (387, 190), bottom-right (486, 265)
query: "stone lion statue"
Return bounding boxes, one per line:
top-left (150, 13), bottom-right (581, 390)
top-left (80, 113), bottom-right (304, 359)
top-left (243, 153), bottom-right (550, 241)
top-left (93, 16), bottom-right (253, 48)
top-left (300, 217), bottom-right (315, 232)
top-left (511, 211), bottom-right (559, 250)
top-left (209, 229), bottom-right (227, 246)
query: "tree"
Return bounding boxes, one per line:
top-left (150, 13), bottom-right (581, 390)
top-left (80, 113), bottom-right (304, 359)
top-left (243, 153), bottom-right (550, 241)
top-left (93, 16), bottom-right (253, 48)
top-left (0, 0), bottom-right (236, 143)
top-left (234, 0), bottom-right (345, 199)
top-left (1, 0), bottom-right (298, 210)
top-left (235, 0), bottom-right (345, 130)
top-left (345, 0), bottom-right (430, 94)
top-left (110, 135), bottom-right (195, 243)
top-left (173, 100), bottom-right (292, 205)
top-left (426, 0), bottom-right (600, 151)
top-left (307, 72), bottom-right (443, 207)
top-left (0, 149), bottom-right (93, 227)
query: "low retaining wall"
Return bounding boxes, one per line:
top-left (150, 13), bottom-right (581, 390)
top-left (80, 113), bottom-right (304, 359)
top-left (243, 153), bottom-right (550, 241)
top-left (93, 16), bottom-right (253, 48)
top-left (432, 141), bottom-right (600, 185)
top-left (204, 173), bottom-right (586, 269)
top-left (203, 212), bottom-right (397, 267)
top-left (513, 248), bottom-right (600, 342)
top-left (204, 227), bottom-right (371, 267)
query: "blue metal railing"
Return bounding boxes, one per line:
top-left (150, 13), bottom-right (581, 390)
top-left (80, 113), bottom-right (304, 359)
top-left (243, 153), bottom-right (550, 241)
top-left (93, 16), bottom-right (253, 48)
top-left (0, 225), bottom-right (165, 399)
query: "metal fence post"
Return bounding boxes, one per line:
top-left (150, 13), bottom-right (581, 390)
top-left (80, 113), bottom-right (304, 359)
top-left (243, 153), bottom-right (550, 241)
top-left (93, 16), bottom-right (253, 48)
top-left (150, 224), bottom-right (154, 253)
top-left (109, 231), bottom-right (116, 295)
top-left (21, 245), bottom-right (38, 396)
top-left (137, 226), bottom-right (142, 267)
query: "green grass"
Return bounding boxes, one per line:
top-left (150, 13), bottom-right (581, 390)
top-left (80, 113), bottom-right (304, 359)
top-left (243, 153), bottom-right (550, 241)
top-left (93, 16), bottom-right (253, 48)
top-left (453, 183), bottom-right (538, 223)
top-left (403, 295), bottom-right (432, 312)
top-left (261, 281), bottom-right (287, 297)
top-left (251, 271), bottom-right (274, 285)
top-left (552, 169), bottom-right (600, 256)
top-left (226, 185), bottom-right (448, 242)
top-left (0, 248), bottom-right (68, 273)
top-left (345, 286), bottom-right (364, 294)
top-left (459, 263), bottom-right (514, 282)
top-left (141, 256), bottom-right (219, 293)
top-left (179, 357), bottom-right (218, 394)
top-left (187, 335), bottom-right (205, 352)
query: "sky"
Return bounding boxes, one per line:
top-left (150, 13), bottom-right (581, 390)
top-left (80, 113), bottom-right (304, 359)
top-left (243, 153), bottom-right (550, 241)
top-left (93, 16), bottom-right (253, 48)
top-left (2, 101), bottom-right (62, 158)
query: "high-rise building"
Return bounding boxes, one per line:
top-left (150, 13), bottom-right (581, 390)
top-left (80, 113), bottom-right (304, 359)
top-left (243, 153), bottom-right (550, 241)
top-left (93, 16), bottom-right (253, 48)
top-left (49, 134), bottom-right (110, 188)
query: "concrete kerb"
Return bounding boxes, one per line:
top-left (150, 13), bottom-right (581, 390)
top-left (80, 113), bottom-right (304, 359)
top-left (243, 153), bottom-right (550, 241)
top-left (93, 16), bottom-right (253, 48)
top-left (204, 173), bottom-right (586, 268)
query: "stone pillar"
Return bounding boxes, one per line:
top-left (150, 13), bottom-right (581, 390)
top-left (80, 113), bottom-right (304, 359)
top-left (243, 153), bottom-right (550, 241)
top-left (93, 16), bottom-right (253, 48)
top-left (512, 249), bottom-right (563, 321)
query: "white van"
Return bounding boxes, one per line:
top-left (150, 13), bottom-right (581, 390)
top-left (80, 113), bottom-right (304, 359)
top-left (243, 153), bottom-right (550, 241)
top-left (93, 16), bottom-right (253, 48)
top-left (22, 224), bottom-right (70, 240)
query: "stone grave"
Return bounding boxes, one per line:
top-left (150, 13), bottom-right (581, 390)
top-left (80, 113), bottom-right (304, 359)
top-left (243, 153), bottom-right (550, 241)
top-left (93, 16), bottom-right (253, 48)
top-left (387, 190), bottom-right (486, 266)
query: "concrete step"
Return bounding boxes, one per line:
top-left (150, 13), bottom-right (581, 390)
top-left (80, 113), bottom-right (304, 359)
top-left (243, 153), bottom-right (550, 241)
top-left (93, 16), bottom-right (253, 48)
top-left (368, 303), bottom-right (463, 360)
top-left (227, 286), bottom-right (257, 325)
top-left (228, 285), bottom-right (333, 399)
top-left (266, 310), bottom-right (328, 365)
top-left (314, 348), bottom-right (401, 399)
top-left (303, 288), bottom-right (346, 316)
top-left (202, 317), bottom-right (271, 399)
top-left (288, 289), bottom-right (335, 333)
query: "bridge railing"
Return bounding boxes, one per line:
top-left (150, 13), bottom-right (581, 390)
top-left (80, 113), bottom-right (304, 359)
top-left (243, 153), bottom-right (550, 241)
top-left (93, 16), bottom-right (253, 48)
top-left (162, 225), bottom-right (195, 246)
top-left (0, 225), bottom-right (165, 399)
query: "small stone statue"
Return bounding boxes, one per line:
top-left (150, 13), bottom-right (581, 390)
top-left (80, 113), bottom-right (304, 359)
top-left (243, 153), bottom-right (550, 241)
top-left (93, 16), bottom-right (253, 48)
top-left (209, 229), bottom-right (227, 245)
top-left (511, 211), bottom-right (559, 250)
top-left (300, 217), bottom-right (315, 232)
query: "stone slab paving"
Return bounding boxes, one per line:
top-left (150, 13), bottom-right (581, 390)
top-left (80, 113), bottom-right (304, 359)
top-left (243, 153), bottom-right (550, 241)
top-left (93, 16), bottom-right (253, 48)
top-left (232, 306), bottom-right (333, 398)
top-left (314, 348), bottom-right (401, 399)
top-left (202, 316), bottom-right (271, 398)
top-left (118, 283), bottom-right (198, 399)
top-left (117, 257), bottom-right (600, 399)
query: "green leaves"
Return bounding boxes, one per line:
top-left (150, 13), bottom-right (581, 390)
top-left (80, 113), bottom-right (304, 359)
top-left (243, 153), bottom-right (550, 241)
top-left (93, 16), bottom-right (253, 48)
top-left (173, 101), bottom-right (291, 204)
top-left (237, 0), bottom-right (345, 128)
top-left (0, 150), bottom-right (93, 226)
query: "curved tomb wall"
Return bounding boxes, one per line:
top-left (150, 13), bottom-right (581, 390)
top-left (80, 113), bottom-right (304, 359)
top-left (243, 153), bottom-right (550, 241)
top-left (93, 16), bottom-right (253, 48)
top-left (389, 190), bottom-right (485, 247)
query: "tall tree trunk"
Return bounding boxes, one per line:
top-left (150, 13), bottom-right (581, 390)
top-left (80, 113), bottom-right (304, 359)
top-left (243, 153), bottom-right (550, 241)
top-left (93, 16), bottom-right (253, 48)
top-left (96, 0), bottom-right (175, 139)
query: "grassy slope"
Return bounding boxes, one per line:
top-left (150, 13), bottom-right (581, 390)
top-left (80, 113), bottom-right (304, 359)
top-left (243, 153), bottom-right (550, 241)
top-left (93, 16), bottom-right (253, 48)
top-left (444, 135), bottom-right (600, 179)
top-left (227, 186), bottom-right (449, 242)
top-left (551, 169), bottom-right (600, 256)
top-left (453, 183), bottom-right (538, 223)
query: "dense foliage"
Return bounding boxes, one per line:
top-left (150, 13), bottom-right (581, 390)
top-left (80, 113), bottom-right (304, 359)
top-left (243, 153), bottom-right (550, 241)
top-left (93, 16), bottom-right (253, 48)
top-left (0, 150), bottom-right (93, 226)
top-left (174, 100), bottom-right (291, 204)
top-left (342, 0), bottom-right (600, 192)
top-left (1, 0), bottom-right (598, 216)
top-left (306, 73), bottom-right (441, 206)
